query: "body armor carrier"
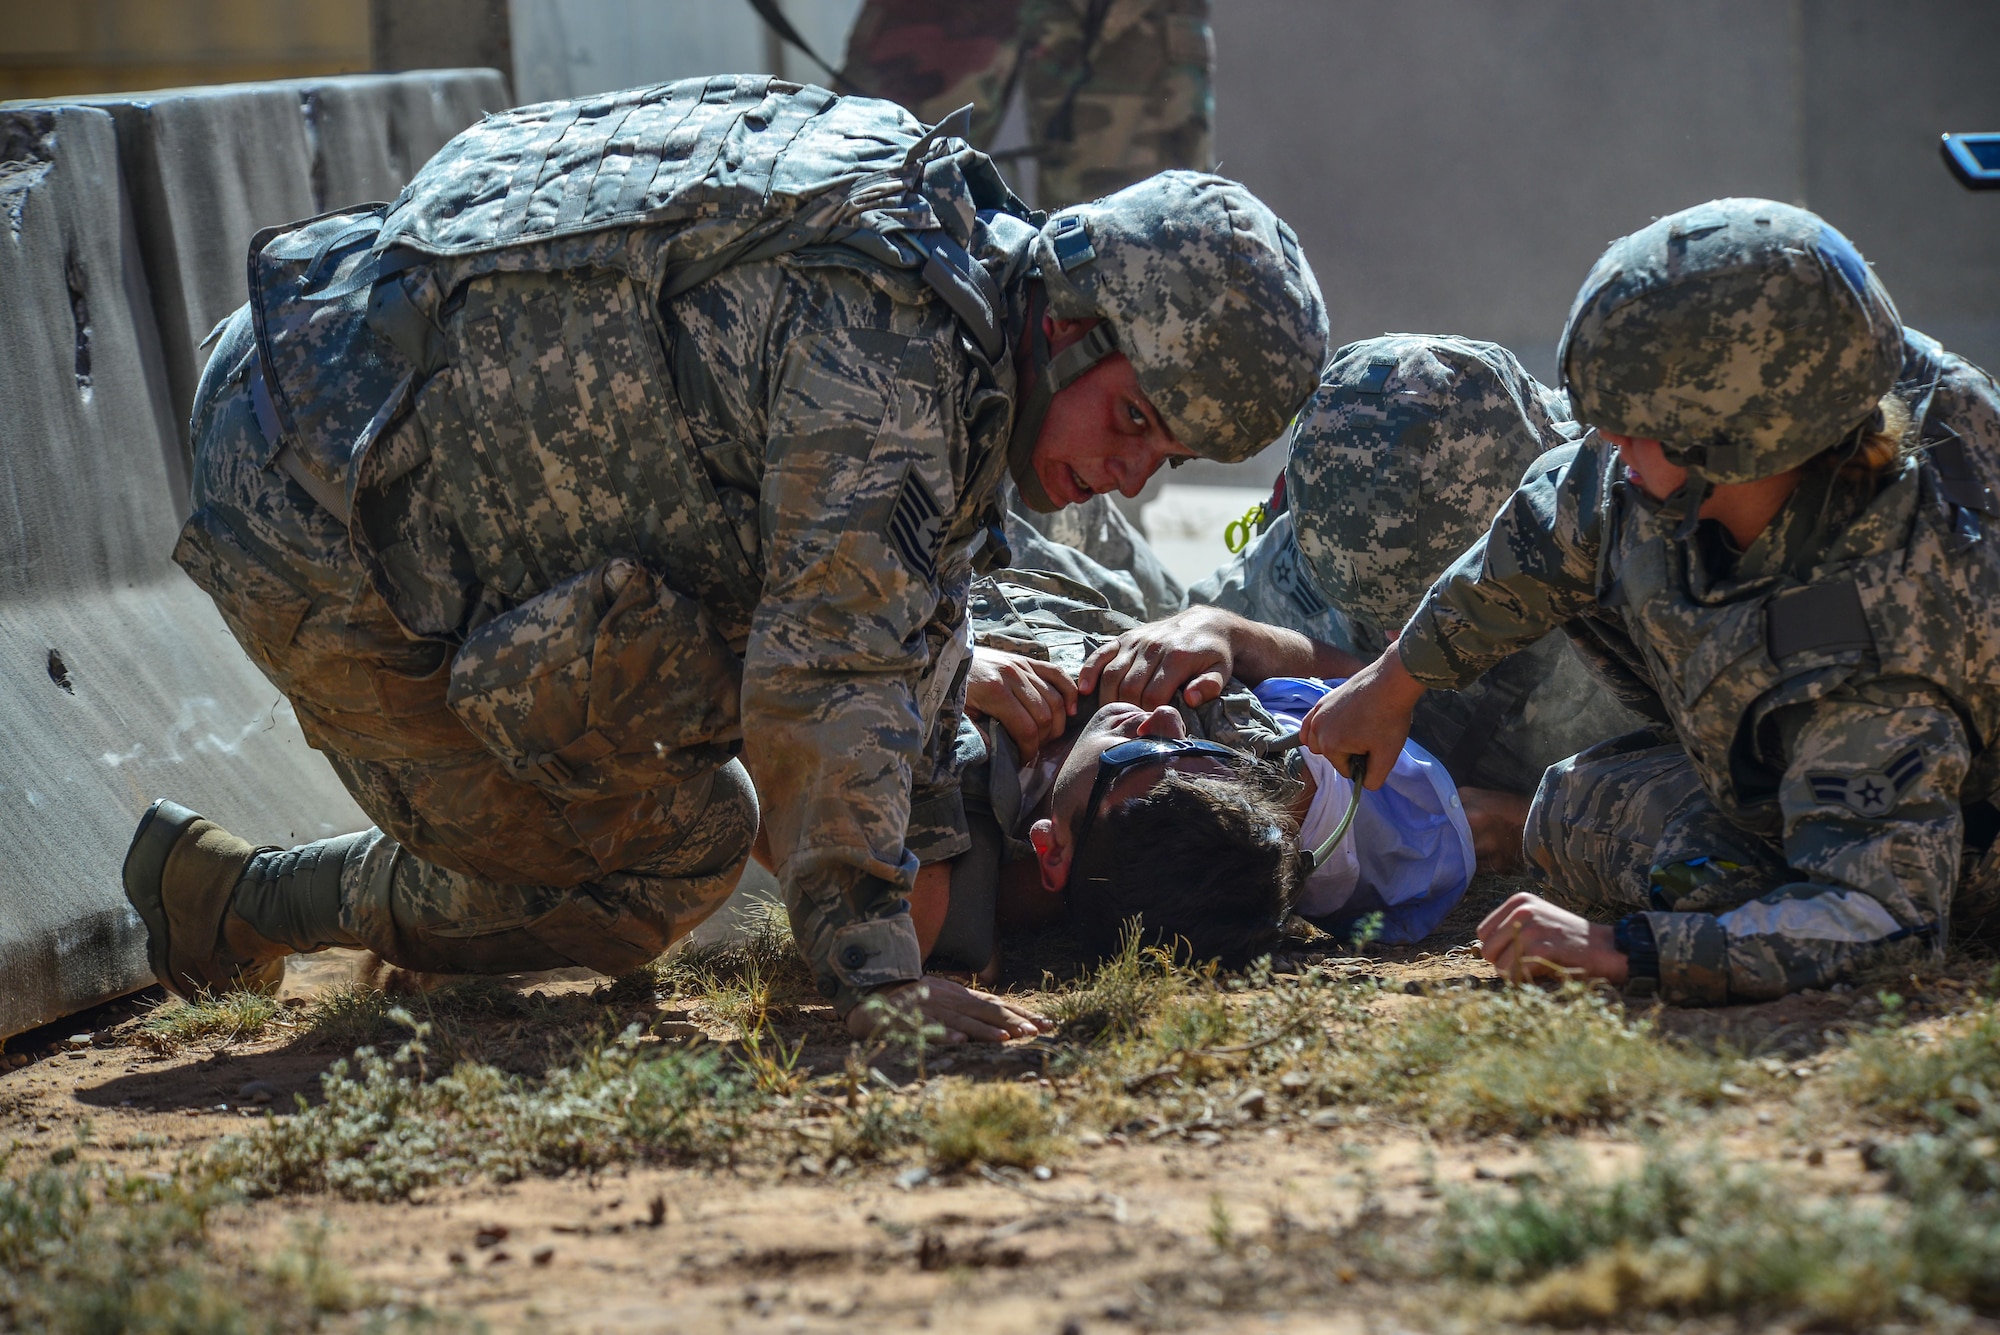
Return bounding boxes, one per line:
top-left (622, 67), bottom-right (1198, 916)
top-left (241, 75), bottom-right (1033, 640)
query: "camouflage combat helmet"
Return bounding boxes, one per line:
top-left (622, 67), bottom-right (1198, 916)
top-left (1007, 171), bottom-right (1330, 510)
top-left (1558, 198), bottom-right (1904, 484)
top-left (1289, 335), bottom-right (1580, 638)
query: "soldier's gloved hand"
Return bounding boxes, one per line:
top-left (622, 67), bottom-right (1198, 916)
top-left (1476, 891), bottom-right (1629, 985)
top-left (1300, 646), bottom-right (1427, 789)
top-left (1078, 606), bottom-right (1238, 709)
top-left (845, 975), bottom-right (1049, 1045)
top-left (966, 648), bottom-right (1078, 759)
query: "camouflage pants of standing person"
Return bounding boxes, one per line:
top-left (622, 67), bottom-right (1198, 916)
top-left (1524, 730), bottom-right (2000, 937)
top-left (170, 323), bottom-right (756, 977)
top-left (841, 0), bottom-right (1213, 207)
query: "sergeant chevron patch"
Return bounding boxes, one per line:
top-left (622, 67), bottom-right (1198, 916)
top-left (887, 466), bottom-right (945, 583)
top-left (1808, 748), bottom-right (1924, 816)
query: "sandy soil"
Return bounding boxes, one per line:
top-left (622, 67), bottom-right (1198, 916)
top-left (4, 916), bottom-right (1953, 1335)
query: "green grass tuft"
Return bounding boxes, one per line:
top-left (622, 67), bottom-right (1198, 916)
top-left (1830, 997), bottom-right (2000, 1125)
top-left (0, 1157), bottom-right (372, 1331)
top-left (210, 1019), bottom-right (767, 1201)
top-left (135, 991), bottom-right (288, 1055)
top-left (923, 1082), bottom-right (1063, 1170)
top-left (1047, 944), bottom-right (1730, 1137)
top-left (1437, 1105), bottom-right (2000, 1327)
top-left (654, 897), bottom-right (815, 1036)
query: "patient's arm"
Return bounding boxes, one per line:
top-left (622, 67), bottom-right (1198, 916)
top-left (1077, 605), bottom-right (1363, 709)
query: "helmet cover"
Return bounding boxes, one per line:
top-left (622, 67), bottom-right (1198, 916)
top-left (1289, 334), bottom-right (1580, 637)
top-left (1558, 198), bottom-right (1903, 483)
top-left (1030, 171), bottom-right (1330, 463)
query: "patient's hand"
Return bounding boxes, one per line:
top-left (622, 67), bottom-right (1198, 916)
top-left (1077, 606), bottom-right (1239, 708)
top-left (965, 647), bottom-right (1077, 758)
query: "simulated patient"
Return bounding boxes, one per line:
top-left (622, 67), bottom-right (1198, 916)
top-left (914, 572), bottom-right (1526, 976)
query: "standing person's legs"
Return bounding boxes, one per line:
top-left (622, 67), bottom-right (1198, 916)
top-left (840, 0), bottom-right (1029, 141)
top-left (1020, 0), bottom-right (1214, 208)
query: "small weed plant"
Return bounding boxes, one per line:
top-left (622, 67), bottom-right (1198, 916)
top-left (1830, 995), bottom-right (2000, 1125)
top-left (136, 991), bottom-right (288, 1055)
top-left (1049, 936), bottom-right (1732, 1136)
top-left (1434, 1101), bottom-right (2000, 1327)
top-left (0, 1155), bottom-right (369, 1331)
top-left (210, 1013), bottom-right (766, 1201)
top-left (924, 1082), bottom-right (1062, 1169)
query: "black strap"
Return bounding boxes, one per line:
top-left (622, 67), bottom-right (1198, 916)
top-left (1766, 581), bottom-right (1873, 660)
top-left (908, 229), bottom-right (1004, 361)
top-left (743, 0), bottom-right (862, 93)
top-left (1001, 287), bottom-right (1119, 512)
top-left (1929, 433), bottom-right (1996, 516)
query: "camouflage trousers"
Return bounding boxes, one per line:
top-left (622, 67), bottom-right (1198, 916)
top-left (1525, 730), bottom-right (2000, 937)
top-left (842, 0), bottom-right (1212, 207)
top-left (172, 325), bottom-right (755, 976)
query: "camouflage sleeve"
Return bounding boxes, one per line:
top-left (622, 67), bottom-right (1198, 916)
top-left (1398, 437), bottom-right (1616, 690)
top-left (1639, 681), bottom-right (1965, 1004)
top-left (742, 321), bottom-right (971, 1017)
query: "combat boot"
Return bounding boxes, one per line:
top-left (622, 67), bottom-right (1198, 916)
top-left (122, 800), bottom-right (289, 997)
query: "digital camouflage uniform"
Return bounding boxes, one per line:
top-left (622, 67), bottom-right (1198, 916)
top-left (841, 0), bottom-right (1212, 207)
top-left (1191, 334), bottom-right (1648, 795)
top-left (1395, 200), bottom-right (2000, 1004)
top-left (167, 77), bottom-right (1326, 1014)
top-left (1004, 487), bottom-right (1184, 621)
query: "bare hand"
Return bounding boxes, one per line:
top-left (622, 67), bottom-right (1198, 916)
top-left (1299, 648), bottom-right (1428, 789)
top-left (845, 975), bottom-right (1049, 1044)
top-left (1476, 892), bottom-right (1629, 985)
top-left (1077, 606), bottom-right (1238, 709)
top-left (965, 647), bottom-right (1078, 758)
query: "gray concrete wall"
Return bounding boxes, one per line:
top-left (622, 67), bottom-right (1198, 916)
top-left (1210, 0), bottom-right (2000, 386)
top-left (0, 105), bottom-right (369, 1039)
top-left (0, 71), bottom-right (501, 1038)
top-left (18, 69), bottom-right (507, 503)
top-left (507, 0), bottom-right (861, 105)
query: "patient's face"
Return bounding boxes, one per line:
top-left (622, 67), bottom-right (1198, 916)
top-left (1031, 702), bottom-right (1232, 891)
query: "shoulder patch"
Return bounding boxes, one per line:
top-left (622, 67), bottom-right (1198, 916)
top-left (887, 466), bottom-right (946, 584)
top-left (1807, 747), bottom-right (1924, 817)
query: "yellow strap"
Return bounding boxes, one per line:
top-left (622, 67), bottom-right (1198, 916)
top-left (1223, 501), bottom-right (1267, 554)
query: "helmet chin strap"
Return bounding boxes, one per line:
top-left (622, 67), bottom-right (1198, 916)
top-left (1670, 472), bottom-right (1713, 541)
top-left (1005, 282), bottom-right (1121, 513)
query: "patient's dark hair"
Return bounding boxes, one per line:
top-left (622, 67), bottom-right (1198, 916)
top-left (1067, 766), bottom-right (1301, 967)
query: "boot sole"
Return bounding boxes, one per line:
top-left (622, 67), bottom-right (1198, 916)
top-left (121, 798), bottom-right (205, 996)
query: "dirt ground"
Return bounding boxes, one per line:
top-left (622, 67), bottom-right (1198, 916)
top-left (1, 887), bottom-right (1989, 1335)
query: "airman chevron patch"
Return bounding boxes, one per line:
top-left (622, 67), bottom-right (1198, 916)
top-left (1808, 747), bottom-right (1924, 817)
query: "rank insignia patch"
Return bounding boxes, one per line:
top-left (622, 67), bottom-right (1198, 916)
top-left (887, 466), bottom-right (945, 583)
top-left (1808, 748), bottom-right (1924, 816)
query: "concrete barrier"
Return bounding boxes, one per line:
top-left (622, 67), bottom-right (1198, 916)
top-left (297, 69), bottom-right (508, 216)
top-left (7, 69), bottom-right (505, 505)
top-left (0, 105), bottom-right (369, 1040)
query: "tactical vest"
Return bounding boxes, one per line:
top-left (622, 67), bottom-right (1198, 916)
top-left (1600, 331), bottom-right (2000, 827)
top-left (243, 75), bottom-right (1033, 642)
